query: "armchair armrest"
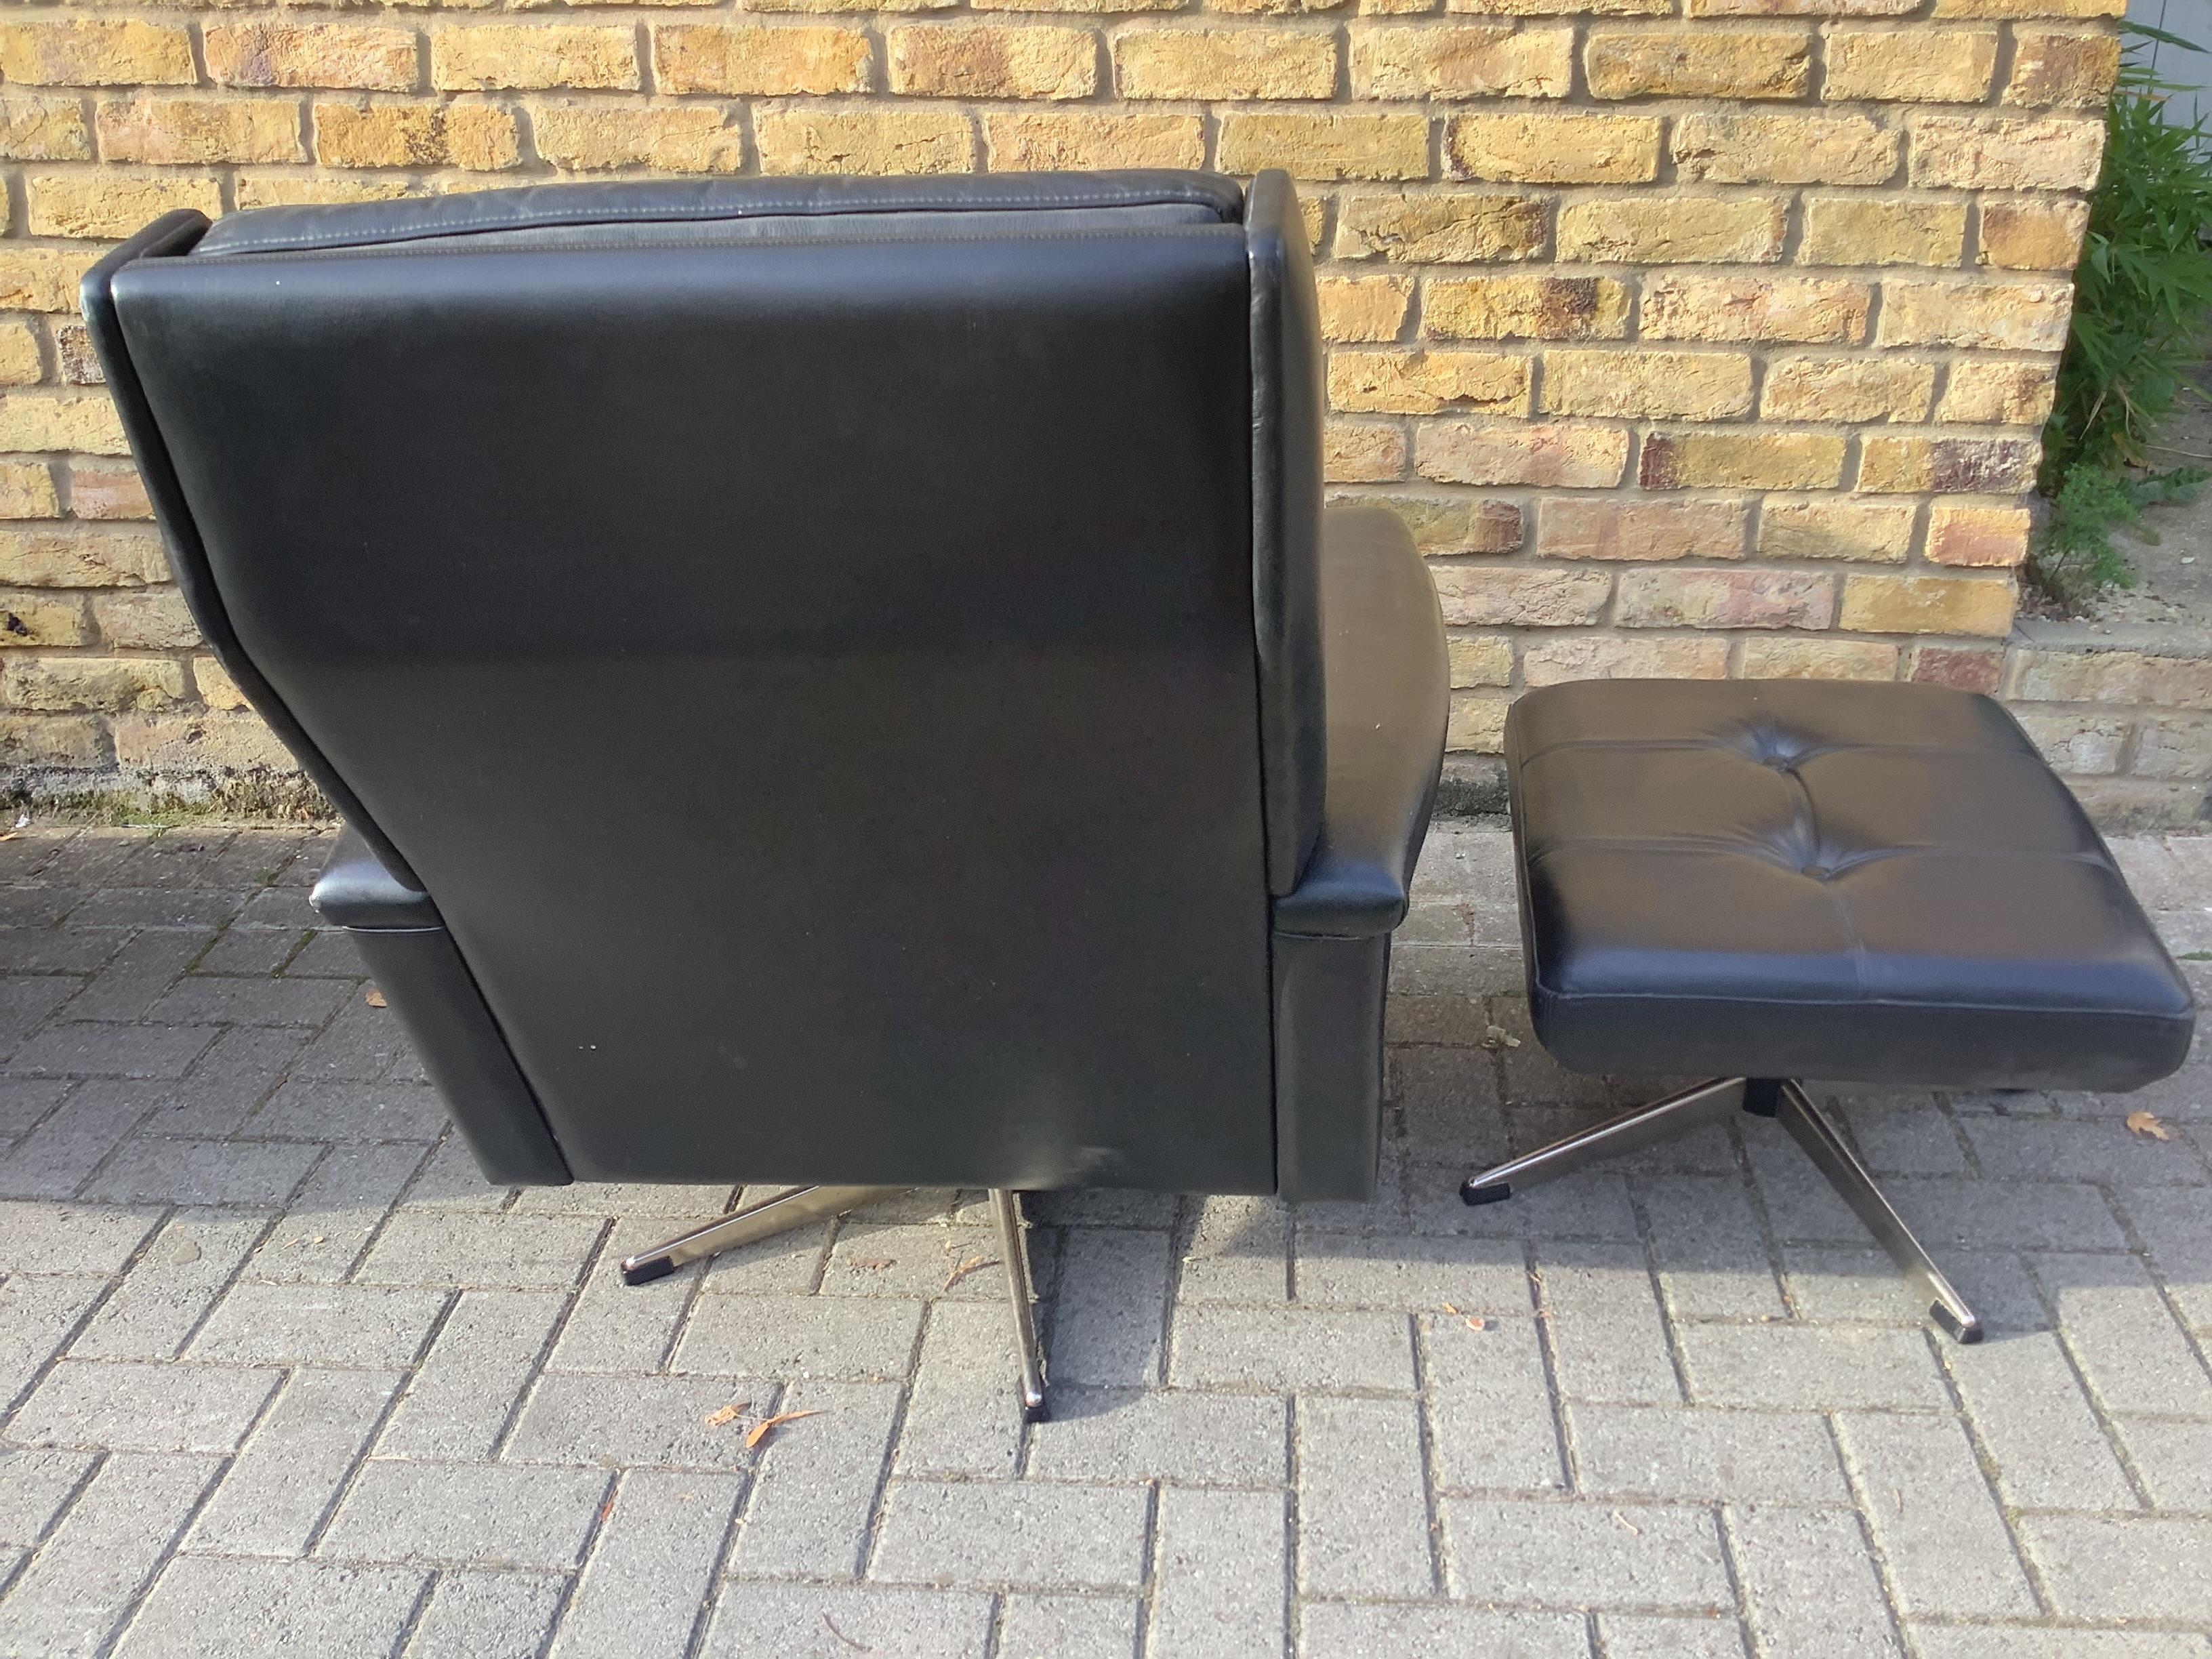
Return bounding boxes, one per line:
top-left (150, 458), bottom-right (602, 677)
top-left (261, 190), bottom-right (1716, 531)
top-left (1271, 504), bottom-right (1449, 939)
top-left (310, 825), bottom-right (442, 931)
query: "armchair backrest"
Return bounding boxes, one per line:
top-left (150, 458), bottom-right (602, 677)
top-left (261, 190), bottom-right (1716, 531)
top-left (87, 171), bottom-right (1326, 1194)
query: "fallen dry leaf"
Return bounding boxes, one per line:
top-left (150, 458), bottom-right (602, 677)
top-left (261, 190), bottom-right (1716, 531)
top-left (821, 1613), bottom-right (872, 1653)
top-left (943, 1254), bottom-right (1000, 1290)
top-left (0, 832), bottom-right (17, 843)
top-left (2127, 1109), bottom-right (2173, 1142)
top-left (846, 1256), bottom-right (895, 1271)
top-left (597, 1494), bottom-right (617, 1525)
top-left (745, 1409), bottom-right (822, 1450)
top-left (1479, 1025), bottom-right (1522, 1052)
top-left (1441, 1303), bottom-right (1490, 1332)
top-left (703, 1403), bottom-right (750, 1429)
top-left (1610, 1509), bottom-right (1642, 1536)
top-left (364, 987), bottom-right (387, 1008)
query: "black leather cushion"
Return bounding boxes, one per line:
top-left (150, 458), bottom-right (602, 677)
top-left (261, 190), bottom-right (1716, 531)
top-left (1508, 680), bottom-right (2194, 1091)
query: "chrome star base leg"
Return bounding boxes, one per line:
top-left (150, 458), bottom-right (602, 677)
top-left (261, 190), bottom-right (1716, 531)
top-left (1461, 1075), bottom-right (1982, 1344)
top-left (621, 1184), bottom-right (1056, 1414)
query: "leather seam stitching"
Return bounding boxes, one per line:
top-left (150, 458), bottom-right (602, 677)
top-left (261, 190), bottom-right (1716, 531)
top-left (190, 225), bottom-right (1248, 264)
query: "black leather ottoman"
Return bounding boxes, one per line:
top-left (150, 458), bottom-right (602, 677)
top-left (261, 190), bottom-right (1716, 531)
top-left (1463, 679), bottom-right (2195, 1341)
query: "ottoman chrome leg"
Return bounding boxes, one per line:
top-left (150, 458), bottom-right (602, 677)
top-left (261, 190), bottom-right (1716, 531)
top-left (992, 1187), bottom-right (1050, 1422)
top-left (1774, 1081), bottom-right (1982, 1344)
top-left (1460, 1076), bottom-right (1746, 1205)
top-left (619, 1184), bottom-right (904, 1285)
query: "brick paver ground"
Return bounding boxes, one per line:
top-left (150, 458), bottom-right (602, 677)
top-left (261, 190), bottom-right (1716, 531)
top-left (3, 820), bottom-right (2211, 1658)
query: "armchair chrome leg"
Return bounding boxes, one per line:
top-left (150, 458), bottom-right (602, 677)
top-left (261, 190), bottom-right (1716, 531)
top-left (620, 1185), bottom-right (905, 1286)
top-left (991, 1188), bottom-right (1049, 1422)
top-left (1460, 1077), bottom-right (1746, 1205)
top-left (1775, 1081), bottom-right (1983, 1344)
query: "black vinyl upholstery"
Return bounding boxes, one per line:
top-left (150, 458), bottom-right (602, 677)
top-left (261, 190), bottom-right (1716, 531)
top-left (84, 171), bottom-right (1447, 1202)
top-left (1508, 680), bottom-right (2195, 1092)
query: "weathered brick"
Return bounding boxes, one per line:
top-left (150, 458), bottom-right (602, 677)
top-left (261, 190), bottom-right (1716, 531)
top-left (1329, 348), bottom-right (1529, 414)
top-left (1420, 419), bottom-right (1630, 486)
top-left (0, 592), bottom-right (88, 649)
top-left (236, 175), bottom-right (419, 209)
top-left (1334, 192), bottom-right (1547, 262)
top-left (0, 462), bottom-right (59, 520)
top-left (975, 0), bottom-right (1178, 10)
top-left (68, 464), bottom-right (152, 523)
top-left (98, 98), bottom-right (307, 166)
top-left (1524, 633), bottom-right (1731, 683)
top-left (1536, 497), bottom-right (1748, 561)
top-left (1448, 632), bottom-right (1514, 686)
top-left (1758, 496), bottom-right (1915, 560)
top-left (1931, 0), bottom-right (2123, 13)
top-left (1456, 0), bottom-right (1668, 13)
top-left (94, 590), bottom-right (201, 650)
top-left (1218, 112), bottom-right (1431, 180)
top-left (2005, 27), bottom-right (2122, 108)
top-left (1426, 275), bottom-right (1631, 340)
top-left (194, 655), bottom-right (249, 710)
top-left (530, 104), bottom-right (743, 173)
top-left (1978, 198), bottom-right (2089, 269)
top-left (1909, 115), bottom-right (2104, 190)
top-left (1317, 275), bottom-right (1414, 342)
top-left (1824, 27), bottom-right (1997, 101)
top-left (1429, 564), bottom-right (1612, 625)
top-left (26, 172), bottom-right (224, 241)
top-left (1114, 28), bottom-right (1336, 98)
top-left (1324, 421), bottom-right (1408, 480)
top-left (1, 94), bottom-right (95, 162)
top-left (1857, 432), bottom-right (2040, 492)
top-left (114, 712), bottom-right (295, 770)
top-left (1910, 641), bottom-right (2006, 691)
top-left (2013, 648), bottom-right (2212, 708)
top-left (0, 710), bottom-right (102, 762)
top-left (1542, 348), bottom-right (1755, 419)
top-left (0, 392), bottom-right (129, 455)
top-left (315, 100), bottom-right (520, 170)
top-left (652, 24), bottom-right (873, 95)
top-left (2132, 713), bottom-right (2212, 779)
top-left (1334, 489), bottom-right (1522, 551)
top-left (1693, 0), bottom-right (1918, 12)
top-left (1740, 636), bottom-right (1902, 679)
top-left (1839, 572), bottom-right (2015, 636)
top-left (754, 108), bottom-right (975, 173)
top-left (984, 111), bottom-right (1204, 170)
top-left (1349, 24), bottom-right (1574, 98)
top-left (1584, 28), bottom-right (1809, 98)
top-left (1616, 567), bottom-right (1835, 628)
top-left (204, 23), bottom-right (420, 92)
top-left (1877, 279), bottom-right (2074, 350)
top-left (1799, 195), bottom-right (1967, 266)
top-left (1643, 274), bottom-right (1870, 344)
top-left (1448, 690), bottom-right (1509, 752)
top-left (1927, 502), bottom-right (2032, 566)
top-left (432, 26), bottom-right (639, 92)
top-left (889, 24), bottom-right (1097, 98)
top-left (1555, 194), bottom-right (1786, 263)
top-left (1939, 359), bottom-right (2057, 424)
top-left (1450, 112), bottom-right (1662, 182)
top-left (0, 528), bottom-right (168, 588)
top-left (0, 20), bottom-right (194, 87)
top-left (1641, 430), bottom-right (1847, 489)
top-left (0, 325), bottom-right (41, 388)
top-left (3, 657), bottom-right (185, 714)
top-left (1673, 112), bottom-right (1899, 184)
top-left (1761, 356), bottom-right (1936, 422)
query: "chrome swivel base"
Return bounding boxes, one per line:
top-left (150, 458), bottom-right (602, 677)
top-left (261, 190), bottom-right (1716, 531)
top-left (1461, 1076), bottom-right (1982, 1343)
top-left (621, 1183), bottom-right (1052, 1419)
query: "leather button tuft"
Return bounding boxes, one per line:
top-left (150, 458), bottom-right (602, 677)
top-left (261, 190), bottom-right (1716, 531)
top-left (1801, 863), bottom-right (1831, 880)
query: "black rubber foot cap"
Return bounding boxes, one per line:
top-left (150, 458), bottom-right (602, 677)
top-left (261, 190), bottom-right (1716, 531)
top-left (1932, 1304), bottom-right (1984, 1345)
top-left (1021, 1399), bottom-right (1050, 1425)
top-left (621, 1258), bottom-right (675, 1287)
top-left (1461, 1181), bottom-right (1513, 1207)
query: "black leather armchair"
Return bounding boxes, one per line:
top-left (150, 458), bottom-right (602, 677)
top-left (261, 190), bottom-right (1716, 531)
top-left (84, 170), bottom-right (1449, 1416)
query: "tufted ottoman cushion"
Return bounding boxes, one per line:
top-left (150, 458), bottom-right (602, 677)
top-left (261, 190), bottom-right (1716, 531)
top-left (1507, 679), bottom-right (2194, 1093)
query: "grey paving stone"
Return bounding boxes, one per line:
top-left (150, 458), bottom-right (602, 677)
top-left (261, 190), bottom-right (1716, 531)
top-left (996, 1592), bottom-right (1139, 1659)
top-left (1393, 1044), bottom-right (1507, 1166)
top-left (0, 1199), bottom-right (159, 1274)
top-left (699, 1582), bottom-right (993, 1659)
top-left (378, 1288), bottom-right (566, 1460)
top-left (1384, 991), bottom-right (1489, 1048)
top-left (283, 930), bottom-right (368, 977)
top-left (1294, 1227), bottom-right (1526, 1313)
top-left (138, 1025), bottom-right (313, 1139)
top-left (1639, 1173), bottom-right (1790, 1321)
top-left (689, 1218), bottom-right (833, 1296)
top-left (60, 933), bottom-right (209, 1023)
top-left (4, 1021), bottom-right (220, 1080)
top-left (245, 1079), bottom-right (447, 1143)
top-left (395, 1136), bottom-right (512, 1212)
top-left (727, 1379), bottom-right (902, 1580)
top-left (245, 1141), bottom-right (427, 1284)
top-left (1296, 1394), bottom-right (1434, 1597)
top-left (1677, 1324), bottom-right (1951, 1412)
top-left (871, 1479), bottom-right (1151, 1591)
top-left (0, 1084), bottom-right (145, 1198)
top-left (0, 1452), bottom-right (220, 1659)
top-left (1597, 1614), bottom-right (1749, 1659)
top-left (892, 1300), bottom-right (1024, 1479)
top-left (674, 1292), bottom-right (924, 1380)
top-left (1049, 1227), bottom-right (1172, 1385)
top-left (548, 1468), bottom-right (741, 1659)
top-left (1887, 1176), bottom-right (2132, 1253)
top-left (190, 1282), bottom-right (447, 1368)
top-left (319, 1460), bottom-right (609, 1570)
top-left (194, 925), bottom-right (302, 975)
top-left (356, 1211), bottom-right (602, 1289)
top-left (1962, 1113), bottom-right (2210, 1185)
top-left (111, 1555), bottom-right (425, 1659)
top-left (145, 975), bottom-right (350, 1029)
top-left (2020, 1515), bottom-right (2212, 1622)
top-left (1829, 1097), bottom-right (1968, 1176)
top-left (1297, 1600), bottom-right (1590, 1659)
top-left (2116, 1185), bottom-right (2212, 1330)
top-left (0, 1448), bottom-right (94, 1547)
top-left (1532, 1243), bottom-right (1681, 1405)
top-left (818, 1221), bottom-right (1003, 1300)
top-left (0, 1078), bottom-right (69, 1137)
top-left (1168, 1305), bottom-right (1414, 1392)
top-left (1833, 1412), bottom-right (2036, 1619)
top-left (290, 1001), bottom-right (409, 1084)
top-left (514, 1179), bottom-right (737, 1217)
top-left (2035, 1252), bottom-right (2212, 1420)
top-left (1943, 1330), bottom-right (2139, 1511)
top-left (1027, 1386), bottom-right (1286, 1487)
top-left (0, 1273), bottom-right (107, 1406)
top-left (187, 1368), bottom-right (403, 1556)
top-left (231, 886), bottom-right (321, 929)
top-left (1149, 1486), bottom-right (1284, 1659)
top-left (1725, 1504), bottom-right (1902, 1659)
top-left (401, 1570), bottom-right (565, 1659)
top-left (1408, 1159), bottom-right (1642, 1242)
top-left (1904, 1629), bottom-right (2212, 1659)
top-left (1423, 1314), bottom-right (1565, 1494)
top-left (1566, 1402), bottom-right (1849, 1503)
top-left (81, 1134), bottom-right (321, 1206)
top-left (546, 1213), bottom-right (720, 1374)
top-left (1443, 1497), bottom-right (1730, 1611)
top-left (11, 1359), bottom-right (278, 1454)
top-left (1174, 1195), bottom-right (1289, 1305)
top-left (2117, 1416), bottom-right (2212, 1509)
top-left (68, 1210), bottom-right (268, 1361)
top-left (504, 1372), bottom-right (766, 1471)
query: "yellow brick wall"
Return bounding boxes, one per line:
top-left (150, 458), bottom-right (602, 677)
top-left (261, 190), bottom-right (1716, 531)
top-left (0, 0), bottom-right (2135, 800)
